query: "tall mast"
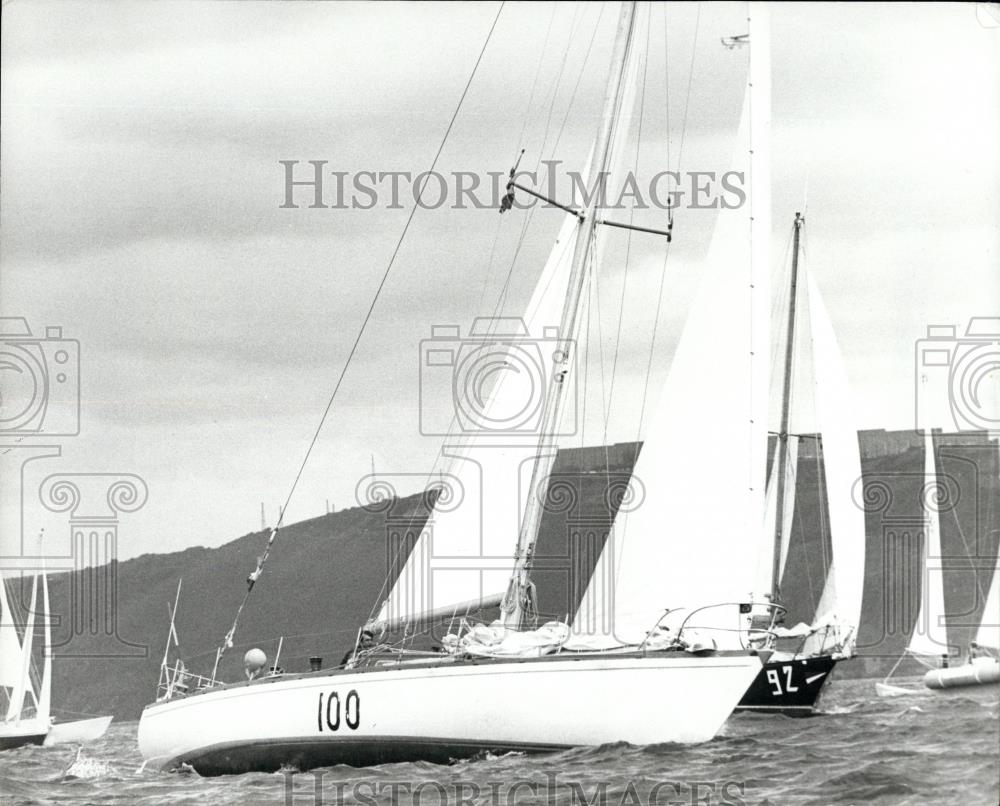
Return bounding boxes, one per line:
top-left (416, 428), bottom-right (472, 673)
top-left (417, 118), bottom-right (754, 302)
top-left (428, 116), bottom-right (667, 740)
top-left (771, 212), bottom-right (803, 601)
top-left (502, 1), bottom-right (638, 629)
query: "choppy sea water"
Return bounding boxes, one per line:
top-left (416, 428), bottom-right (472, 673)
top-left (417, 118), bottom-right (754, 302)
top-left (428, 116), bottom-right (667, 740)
top-left (1, 677), bottom-right (997, 806)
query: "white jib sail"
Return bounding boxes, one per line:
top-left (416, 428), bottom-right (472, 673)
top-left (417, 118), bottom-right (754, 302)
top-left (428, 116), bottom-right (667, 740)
top-left (799, 266), bottom-right (866, 656)
top-left (572, 7), bottom-right (771, 648)
top-left (905, 431), bottom-right (949, 657)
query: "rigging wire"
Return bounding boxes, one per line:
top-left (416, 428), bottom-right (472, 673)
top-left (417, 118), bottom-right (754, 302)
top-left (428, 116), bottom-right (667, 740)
top-left (476, 0), bottom-right (558, 318)
top-left (212, 1), bottom-right (507, 674)
top-left (487, 2), bottom-right (598, 322)
top-left (634, 0), bottom-right (700, 435)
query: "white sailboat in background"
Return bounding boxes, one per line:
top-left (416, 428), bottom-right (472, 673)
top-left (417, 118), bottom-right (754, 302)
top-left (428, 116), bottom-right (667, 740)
top-left (876, 431), bottom-right (999, 695)
top-left (137, 3), bottom-right (773, 775)
top-left (1, 570), bottom-right (49, 749)
top-left (736, 212), bottom-right (867, 714)
top-left (0, 569), bottom-right (112, 750)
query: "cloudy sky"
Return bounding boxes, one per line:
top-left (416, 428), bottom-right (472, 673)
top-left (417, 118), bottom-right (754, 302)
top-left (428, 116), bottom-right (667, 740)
top-left (1, 1), bottom-right (997, 565)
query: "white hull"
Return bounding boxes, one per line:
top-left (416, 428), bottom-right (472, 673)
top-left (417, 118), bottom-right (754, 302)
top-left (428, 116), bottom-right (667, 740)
top-left (139, 652), bottom-right (761, 775)
top-left (0, 718), bottom-right (49, 750)
top-left (44, 715), bottom-right (113, 746)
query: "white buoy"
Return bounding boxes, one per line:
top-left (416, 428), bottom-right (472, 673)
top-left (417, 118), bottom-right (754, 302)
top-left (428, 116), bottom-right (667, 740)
top-left (244, 648), bottom-right (267, 679)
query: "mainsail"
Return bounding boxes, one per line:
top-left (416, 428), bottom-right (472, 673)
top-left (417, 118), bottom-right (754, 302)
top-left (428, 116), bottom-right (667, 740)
top-left (372, 14), bottom-right (645, 631)
top-left (372, 213), bottom-right (580, 629)
top-left (572, 5), bottom-right (771, 648)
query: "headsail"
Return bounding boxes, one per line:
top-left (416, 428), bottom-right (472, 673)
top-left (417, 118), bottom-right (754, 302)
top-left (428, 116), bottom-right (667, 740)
top-left (799, 266), bottom-right (866, 655)
top-left (905, 431), bottom-right (949, 657)
top-left (572, 4), bottom-right (771, 648)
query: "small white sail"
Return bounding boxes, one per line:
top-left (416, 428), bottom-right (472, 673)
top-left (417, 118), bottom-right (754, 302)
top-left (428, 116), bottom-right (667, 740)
top-left (6, 574), bottom-right (37, 722)
top-left (800, 267), bottom-right (866, 655)
top-left (974, 553), bottom-right (1000, 650)
top-left (905, 431), bottom-right (949, 657)
top-left (0, 570), bottom-right (25, 690)
top-left (573, 7), bottom-right (771, 646)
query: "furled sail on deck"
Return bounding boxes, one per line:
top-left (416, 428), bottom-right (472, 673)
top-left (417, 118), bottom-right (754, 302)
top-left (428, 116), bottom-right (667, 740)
top-left (572, 7), bottom-right (771, 648)
top-left (904, 431), bottom-right (949, 657)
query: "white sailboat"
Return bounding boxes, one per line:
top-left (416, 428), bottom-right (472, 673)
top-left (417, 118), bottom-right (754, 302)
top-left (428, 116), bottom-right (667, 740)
top-left (137, 3), bottom-right (771, 775)
top-left (0, 570), bottom-right (49, 749)
top-left (0, 569), bottom-right (112, 749)
top-left (736, 212), bottom-right (867, 714)
top-left (875, 431), bottom-right (947, 696)
top-left (922, 548), bottom-right (1000, 690)
top-left (874, 430), bottom-right (999, 695)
